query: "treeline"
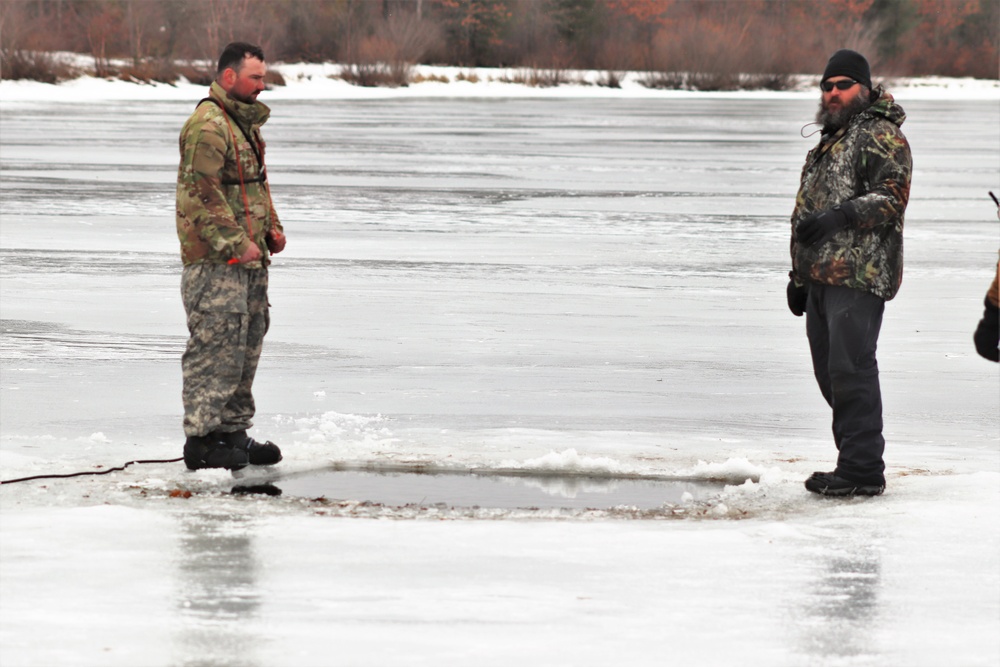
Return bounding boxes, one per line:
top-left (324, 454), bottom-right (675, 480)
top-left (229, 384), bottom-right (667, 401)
top-left (1, 0), bottom-right (997, 88)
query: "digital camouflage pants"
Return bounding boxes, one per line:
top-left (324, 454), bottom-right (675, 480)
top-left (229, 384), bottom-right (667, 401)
top-left (181, 263), bottom-right (269, 438)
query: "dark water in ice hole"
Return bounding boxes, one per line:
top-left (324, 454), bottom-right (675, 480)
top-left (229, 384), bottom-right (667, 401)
top-left (232, 469), bottom-right (727, 509)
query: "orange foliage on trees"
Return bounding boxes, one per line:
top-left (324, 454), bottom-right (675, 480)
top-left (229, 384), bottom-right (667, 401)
top-left (0, 0), bottom-right (995, 80)
top-left (607, 0), bottom-right (675, 24)
top-left (825, 0), bottom-right (875, 19)
top-left (903, 0), bottom-right (994, 77)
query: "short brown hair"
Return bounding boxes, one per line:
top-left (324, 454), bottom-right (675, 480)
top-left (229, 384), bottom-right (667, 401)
top-left (217, 42), bottom-right (265, 75)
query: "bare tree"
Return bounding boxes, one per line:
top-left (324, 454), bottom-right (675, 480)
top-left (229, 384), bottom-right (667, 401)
top-left (83, 2), bottom-right (123, 76)
top-left (344, 11), bottom-right (440, 86)
top-left (193, 0), bottom-right (278, 61)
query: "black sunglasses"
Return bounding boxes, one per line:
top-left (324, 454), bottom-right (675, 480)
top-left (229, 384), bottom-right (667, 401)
top-left (821, 79), bottom-right (858, 92)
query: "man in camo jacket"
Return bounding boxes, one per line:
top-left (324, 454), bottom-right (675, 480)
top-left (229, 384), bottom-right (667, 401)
top-left (176, 42), bottom-right (286, 471)
top-left (786, 49), bottom-right (912, 497)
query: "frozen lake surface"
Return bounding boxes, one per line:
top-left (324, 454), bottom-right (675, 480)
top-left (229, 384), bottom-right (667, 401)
top-left (1, 86), bottom-right (998, 666)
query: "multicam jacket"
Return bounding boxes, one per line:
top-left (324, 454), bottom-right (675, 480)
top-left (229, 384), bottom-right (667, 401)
top-left (176, 81), bottom-right (282, 267)
top-left (791, 87), bottom-right (912, 301)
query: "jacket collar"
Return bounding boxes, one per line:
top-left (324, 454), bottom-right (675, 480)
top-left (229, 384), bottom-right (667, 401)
top-left (208, 81), bottom-right (271, 128)
top-left (818, 86), bottom-right (905, 147)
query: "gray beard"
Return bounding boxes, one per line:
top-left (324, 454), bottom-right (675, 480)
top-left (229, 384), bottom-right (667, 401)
top-left (815, 93), bottom-right (870, 132)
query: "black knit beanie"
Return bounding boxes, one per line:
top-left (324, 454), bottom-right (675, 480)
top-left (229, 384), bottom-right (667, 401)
top-left (822, 49), bottom-right (871, 89)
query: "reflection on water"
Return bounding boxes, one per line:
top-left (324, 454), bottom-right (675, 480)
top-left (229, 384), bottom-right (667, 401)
top-left (174, 513), bottom-right (261, 667)
top-left (796, 525), bottom-right (883, 663)
top-left (271, 468), bottom-right (724, 509)
top-left (812, 550), bottom-right (880, 623)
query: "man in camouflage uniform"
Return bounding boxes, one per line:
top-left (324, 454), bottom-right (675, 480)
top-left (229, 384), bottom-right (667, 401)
top-left (176, 42), bottom-right (286, 470)
top-left (786, 49), bottom-right (912, 496)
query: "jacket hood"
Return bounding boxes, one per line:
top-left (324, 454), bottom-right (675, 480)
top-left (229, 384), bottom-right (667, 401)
top-left (860, 85), bottom-right (905, 128)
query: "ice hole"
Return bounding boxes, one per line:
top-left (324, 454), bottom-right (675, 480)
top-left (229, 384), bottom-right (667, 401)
top-left (234, 468), bottom-right (726, 510)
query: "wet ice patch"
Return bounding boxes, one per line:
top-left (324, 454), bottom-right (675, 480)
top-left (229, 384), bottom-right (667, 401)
top-left (0, 317), bottom-right (183, 361)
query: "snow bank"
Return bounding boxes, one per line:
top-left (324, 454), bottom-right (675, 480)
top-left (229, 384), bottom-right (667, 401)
top-left (498, 447), bottom-right (636, 476)
top-left (1, 62), bottom-right (996, 104)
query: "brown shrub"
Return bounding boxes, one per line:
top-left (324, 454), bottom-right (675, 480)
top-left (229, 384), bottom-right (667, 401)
top-left (495, 67), bottom-right (567, 88)
top-left (639, 70), bottom-right (793, 91)
top-left (338, 62), bottom-right (404, 88)
top-left (742, 73), bottom-right (793, 91)
top-left (412, 72), bottom-right (450, 84)
top-left (0, 50), bottom-right (77, 83)
top-left (265, 69), bottom-right (285, 87)
top-left (687, 72), bottom-right (741, 92)
top-left (638, 71), bottom-right (685, 90)
top-left (116, 59), bottom-right (184, 84)
top-left (341, 34), bottom-right (411, 87)
top-left (597, 70), bottom-right (625, 88)
top-left (177, 65), bottom-right (214, 86)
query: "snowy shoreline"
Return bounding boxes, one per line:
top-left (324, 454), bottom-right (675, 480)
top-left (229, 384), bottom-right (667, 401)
top-left (2, 62), bottom-right (998, 103)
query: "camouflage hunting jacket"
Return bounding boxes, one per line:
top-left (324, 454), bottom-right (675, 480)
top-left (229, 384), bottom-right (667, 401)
top-left (790, 87), bottom-right (912, 301)
top-left (988, 254), bottom-right (999, 309)
top-left (176, 81), bottom-right (282, 267)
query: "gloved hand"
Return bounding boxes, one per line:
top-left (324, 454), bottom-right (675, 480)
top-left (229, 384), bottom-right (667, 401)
top-left (973, 298), bottom-right (999, 362)
top-left (265, 230), bottom-right (286, 254)
top-left (786, 279), bottom-right (808, 317)
top-left (796, 206), bottom-right (850, 247)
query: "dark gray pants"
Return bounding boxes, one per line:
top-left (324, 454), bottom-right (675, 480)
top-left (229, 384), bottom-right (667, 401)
top-left (806, 284), bottom-right (886, 485)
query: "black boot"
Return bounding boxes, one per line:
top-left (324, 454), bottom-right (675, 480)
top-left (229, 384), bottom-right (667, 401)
top-left (805, 471), bottom-right (884, 497)
top-left (220, 430), bottom-right (282, 466)
top-left (183, 433), bottom-right (250, 471)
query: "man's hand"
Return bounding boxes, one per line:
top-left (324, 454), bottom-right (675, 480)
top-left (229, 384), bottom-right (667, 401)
top-left (796, 207), bottom-right (849, 247)
top-left (266, 230), bottom-right (286, 254)
top-left (973, 298), bottom-right (999, 362)
top-left (787, 280), bottom-right (808, 317)
top-left (237, 243), bottom-right (262, 264)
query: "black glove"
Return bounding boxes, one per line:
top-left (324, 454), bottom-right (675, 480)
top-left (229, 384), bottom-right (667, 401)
top-left (786, 279), bottom-right (808, 317)
top-left (973, 298), bottom-right (999, 362)
top-left (796, 205), bottom-right (850, 247)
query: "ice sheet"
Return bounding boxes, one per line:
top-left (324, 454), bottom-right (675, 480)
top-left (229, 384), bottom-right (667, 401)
top-left (1, 82), bottom-right (998, 666)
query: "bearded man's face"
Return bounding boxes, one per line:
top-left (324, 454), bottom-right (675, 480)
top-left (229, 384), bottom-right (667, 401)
top-left (816, 76), bottom-right (870, 130)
